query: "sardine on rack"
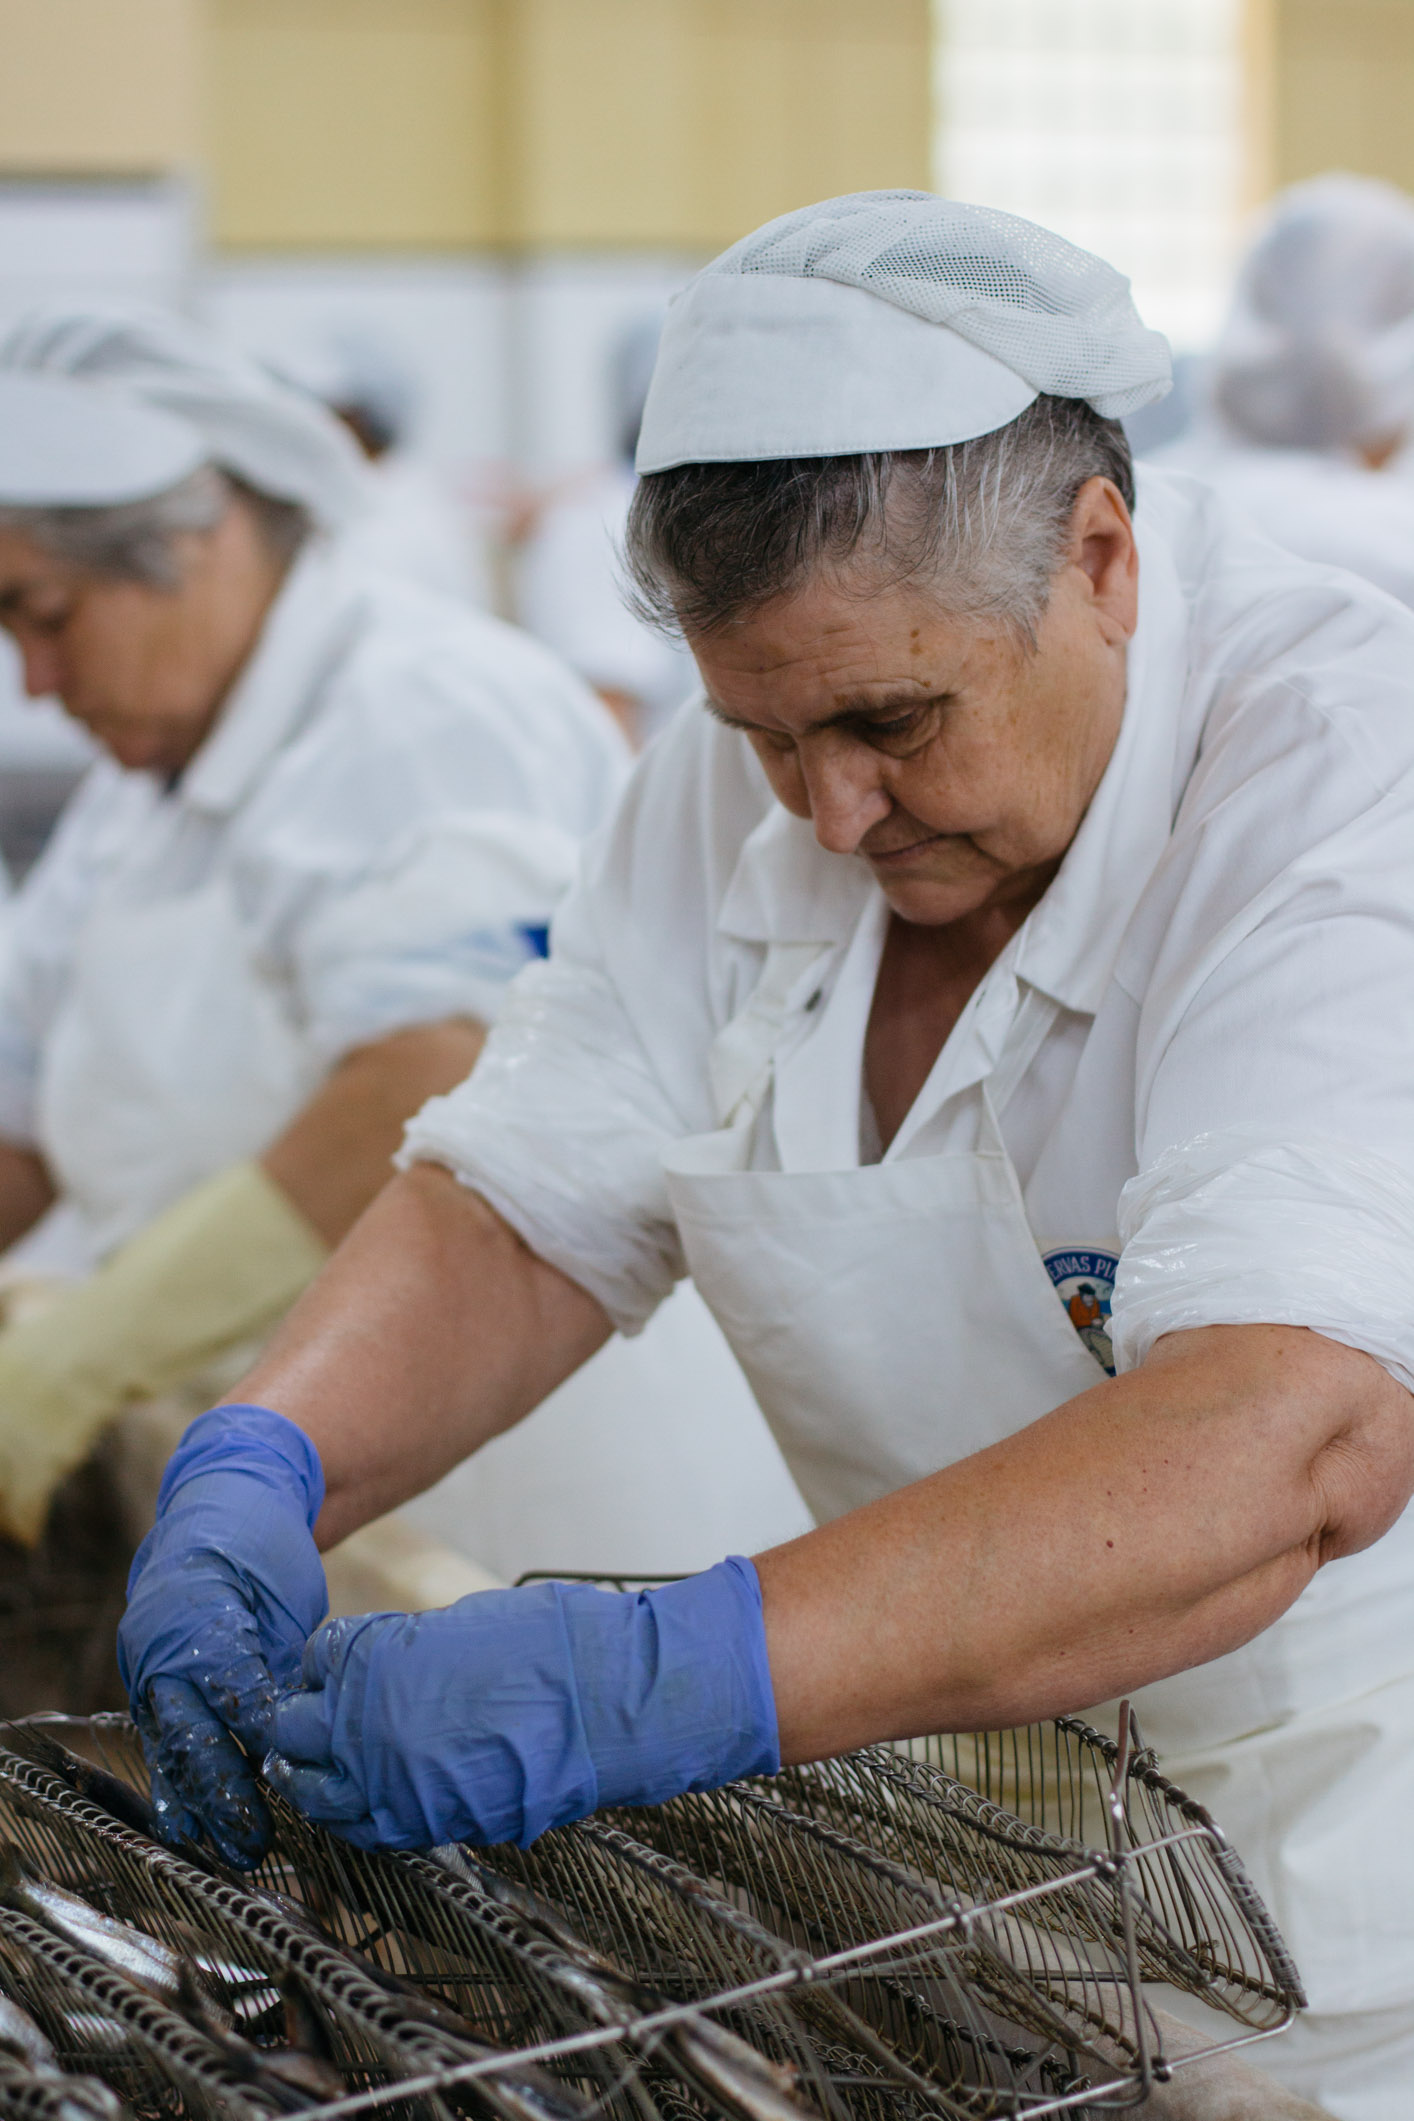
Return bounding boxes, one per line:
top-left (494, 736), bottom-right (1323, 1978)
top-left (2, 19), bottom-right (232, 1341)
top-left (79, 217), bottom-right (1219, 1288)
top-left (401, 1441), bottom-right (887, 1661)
top-left (0, 1849), bottom-right (190, 2008)
top-left (428, 1845), bottom-right (822, 2121)
top-left (0, 1989), bottom-right (125, 2121)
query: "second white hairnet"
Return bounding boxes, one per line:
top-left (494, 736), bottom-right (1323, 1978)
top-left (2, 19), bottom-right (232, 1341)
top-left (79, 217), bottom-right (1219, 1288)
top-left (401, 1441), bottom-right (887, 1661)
top-left (0, 306), bottom-right (370, 528)
top-left (1213, 174), bottom-right (1414, 453)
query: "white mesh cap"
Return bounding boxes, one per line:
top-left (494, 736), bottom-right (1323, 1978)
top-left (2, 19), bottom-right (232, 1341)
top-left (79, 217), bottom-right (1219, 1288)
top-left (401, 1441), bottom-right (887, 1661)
top-left (1212, 175), bottom-right (1414, 453)
top-left (637, 191), bottom-right (1171, 473)
top-left (0, 306), bottom-right (370, 527)
top-left (0, 373), bottom-right (206, 505)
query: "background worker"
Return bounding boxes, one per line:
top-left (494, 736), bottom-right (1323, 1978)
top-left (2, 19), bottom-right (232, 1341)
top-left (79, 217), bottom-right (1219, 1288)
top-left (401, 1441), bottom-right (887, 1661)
top-left (1168, 173), bottom-right (1414, 607)
top-left (0, 304), bottom-right (629, 1546)
top-left (311, 330), bottom-right (496, 609)
top-left (516, 317), bottom-right (697, 745)
top-left (120, 195), bottom-right (1414, 2115)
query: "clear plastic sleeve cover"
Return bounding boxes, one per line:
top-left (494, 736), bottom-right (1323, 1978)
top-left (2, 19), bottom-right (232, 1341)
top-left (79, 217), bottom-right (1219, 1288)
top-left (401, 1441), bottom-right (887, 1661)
top-left (1112, 1127), bottom-right (1414, 1390)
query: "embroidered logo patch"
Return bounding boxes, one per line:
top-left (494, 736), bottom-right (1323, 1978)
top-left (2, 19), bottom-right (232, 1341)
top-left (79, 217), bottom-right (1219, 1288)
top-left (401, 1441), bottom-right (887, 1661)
top-left (1043, 1247), bottom-right (1118, 1376)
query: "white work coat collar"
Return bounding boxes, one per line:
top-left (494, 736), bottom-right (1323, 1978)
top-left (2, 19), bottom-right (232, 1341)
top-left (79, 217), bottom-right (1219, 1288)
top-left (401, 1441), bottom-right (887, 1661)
top-left (714, 491), bottom-right (1196, 1020)
top-left (180, 541), bottom-right (366, 818)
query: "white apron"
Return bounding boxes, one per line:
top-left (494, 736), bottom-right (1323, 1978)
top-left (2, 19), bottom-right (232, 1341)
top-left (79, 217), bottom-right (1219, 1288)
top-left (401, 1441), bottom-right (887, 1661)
top-left (661, 943), bottom-right (1414, 2086)
top-left (29, 882), bottom-right (812, 1584)
top-left (33, 882), bottom-right (321, 1271)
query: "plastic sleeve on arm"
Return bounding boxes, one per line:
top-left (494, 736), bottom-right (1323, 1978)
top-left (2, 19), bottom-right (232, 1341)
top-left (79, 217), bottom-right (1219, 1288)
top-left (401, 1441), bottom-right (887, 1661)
top-left (1111, 1128), bottom-right (1414, 1391)
top-left (398, 956), bottom-right (688, 1335)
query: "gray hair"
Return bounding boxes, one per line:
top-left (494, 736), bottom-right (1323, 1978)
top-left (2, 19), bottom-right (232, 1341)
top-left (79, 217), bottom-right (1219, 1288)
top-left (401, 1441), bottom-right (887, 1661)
top-left (624, 394), bottom-right (1135, 645)
top-left (0, 466), bottom-right (311, 590)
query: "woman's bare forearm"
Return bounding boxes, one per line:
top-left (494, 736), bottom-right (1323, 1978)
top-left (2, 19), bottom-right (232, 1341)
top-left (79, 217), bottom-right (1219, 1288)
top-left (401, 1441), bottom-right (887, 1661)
top-left (757, 1323), bottom-right (1414, 1759)
top-left (222, 1166), bottom-right (612, 1546)
top-left (261, 1019), bottom-right (487, 1248)
top-left (0, 1138), bottom-right (55, 1257)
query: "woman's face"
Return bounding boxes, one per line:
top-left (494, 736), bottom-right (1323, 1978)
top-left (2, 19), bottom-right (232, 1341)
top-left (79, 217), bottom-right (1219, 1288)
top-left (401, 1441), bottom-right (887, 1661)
top-left (688, 477), bottom-right (1140, 928)
top-left (0, 496), bottom-right (284, 776)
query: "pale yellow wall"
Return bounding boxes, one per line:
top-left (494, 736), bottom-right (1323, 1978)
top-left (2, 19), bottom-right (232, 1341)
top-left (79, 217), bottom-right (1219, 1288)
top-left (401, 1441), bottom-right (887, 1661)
top-left (1274, 0), bottom-right (1414, 195)
top-left (506, 0), bottom-right (931, 250)
top-left (209, 0), bottom-right (502, 248)
top-left (0, 0), bottom-right (201, 173)
top-left (209, 0), bottom-right (932, 252)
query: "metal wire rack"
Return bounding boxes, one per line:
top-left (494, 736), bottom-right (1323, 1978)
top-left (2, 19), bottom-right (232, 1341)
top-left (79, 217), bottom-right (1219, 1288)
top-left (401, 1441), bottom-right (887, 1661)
top-left (0, 1686), bottom-right (1303, 2121)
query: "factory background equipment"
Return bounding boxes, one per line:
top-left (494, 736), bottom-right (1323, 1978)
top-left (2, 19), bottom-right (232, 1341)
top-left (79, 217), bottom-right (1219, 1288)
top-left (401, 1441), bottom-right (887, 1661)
top-left (0, 1692), bottom-right (1304, 2121)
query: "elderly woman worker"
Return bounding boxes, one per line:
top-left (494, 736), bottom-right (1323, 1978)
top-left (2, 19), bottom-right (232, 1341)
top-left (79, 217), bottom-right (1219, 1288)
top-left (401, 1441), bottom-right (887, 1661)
top-left (123, 199), bottom-right (1414, 2115)
top-left (0, 307), bottom-right (629, 1546)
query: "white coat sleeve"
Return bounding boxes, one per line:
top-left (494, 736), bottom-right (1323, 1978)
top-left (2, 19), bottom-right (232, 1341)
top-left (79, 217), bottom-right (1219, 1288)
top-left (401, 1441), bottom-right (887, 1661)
top-left (400, 946), bottom-right (691, 1333)
top-left (290, 813), bottom-right (584, 1062)
top-left (258, 611), bottom-right (629, 1065)
top-left (397, 713), bottom-right (764, 1333)
top-left (0, 766), bottom-right (117, 1146)
top-left (1110, 679), bottom-right (1414, 1392)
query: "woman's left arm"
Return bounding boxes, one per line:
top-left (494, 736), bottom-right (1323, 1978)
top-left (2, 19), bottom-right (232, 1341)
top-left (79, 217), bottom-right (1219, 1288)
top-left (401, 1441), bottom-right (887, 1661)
top-left (262, 1017), bottom-right (484, 1246)
top-left (756, 1322), bottom-right (1414, 1761)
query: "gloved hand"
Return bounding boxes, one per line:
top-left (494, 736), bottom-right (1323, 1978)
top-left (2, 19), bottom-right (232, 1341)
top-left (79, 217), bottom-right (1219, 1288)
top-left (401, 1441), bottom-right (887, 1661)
top-left (117, 1404), bottom-right (329, 1869)
top-left (0, 1161), bottom-right (326, 1546)
top-left (266, 1558), bottom-right (778, 1849)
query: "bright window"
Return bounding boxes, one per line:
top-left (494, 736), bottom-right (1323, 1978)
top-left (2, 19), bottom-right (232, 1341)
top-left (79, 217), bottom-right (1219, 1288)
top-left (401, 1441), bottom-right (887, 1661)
top-left (934, 0), bottom-right (1252, 351)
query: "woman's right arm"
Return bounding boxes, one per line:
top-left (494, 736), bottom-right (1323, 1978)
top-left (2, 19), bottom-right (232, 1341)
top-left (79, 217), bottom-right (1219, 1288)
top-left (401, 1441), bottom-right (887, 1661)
top-left (226, 1164), bottom-right (614, 1550)
top-left (0, 1139), bottom-right (54, 1255)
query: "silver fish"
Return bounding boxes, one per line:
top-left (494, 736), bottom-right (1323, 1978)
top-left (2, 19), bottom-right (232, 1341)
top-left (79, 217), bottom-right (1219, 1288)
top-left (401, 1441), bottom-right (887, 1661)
top-left (0, 1991), bottom-right (57, 2071)
top-left (0, 2051), bottom-right (124, 2121)
top-left (0, 1992), bottom-right (125, 2121)
top-left (0, 1849), bottom-right (184, 2006)
top-left (49, 2016), bottom-right (129, 2056)
top-left (428, 1849), bottom-right (819, 2121)
top-left (172, 1966), bottom-right (345, 2115)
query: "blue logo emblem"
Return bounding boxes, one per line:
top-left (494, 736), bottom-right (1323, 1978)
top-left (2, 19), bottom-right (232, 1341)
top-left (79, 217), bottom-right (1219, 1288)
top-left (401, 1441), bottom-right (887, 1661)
top-left (1043, 1247), bottom-right (1118, 1375)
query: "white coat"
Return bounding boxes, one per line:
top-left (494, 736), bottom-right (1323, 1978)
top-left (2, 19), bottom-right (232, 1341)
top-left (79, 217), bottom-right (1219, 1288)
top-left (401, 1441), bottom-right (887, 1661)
top-left (0, 540), bottom-right (806, 1581)
top-left (0, 544), bottom-right (628, 1266)
top-left (1161, 435), bottom-right (1414, 611)
top-left (404, 469), bottom-right (1414, 2116)
top-left (338, 456), bottom-right (493, 610)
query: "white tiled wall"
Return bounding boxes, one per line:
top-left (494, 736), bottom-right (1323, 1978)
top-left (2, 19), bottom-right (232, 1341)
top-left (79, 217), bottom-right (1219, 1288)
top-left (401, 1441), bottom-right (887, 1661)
top-left (935, 0), bottom-right (1249, 351)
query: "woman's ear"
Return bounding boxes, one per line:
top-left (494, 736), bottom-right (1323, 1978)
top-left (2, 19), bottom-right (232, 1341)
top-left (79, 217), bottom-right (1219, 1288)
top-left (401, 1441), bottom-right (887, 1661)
top-left (1067, 476), bottom-right (1140, 644)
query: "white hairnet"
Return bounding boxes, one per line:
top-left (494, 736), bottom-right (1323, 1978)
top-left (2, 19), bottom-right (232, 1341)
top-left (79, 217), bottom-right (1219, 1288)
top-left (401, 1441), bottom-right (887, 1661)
top-left (278, 329), bottom-right (419, 453)
top-left (637, 190), bottom-right (1171, 473)
top-left (0, 373), bottom-right (206, 506)
top-left (1212, 175), bottom-right (1414, 453)
top-left (0, 306), bottom-right (370, 527)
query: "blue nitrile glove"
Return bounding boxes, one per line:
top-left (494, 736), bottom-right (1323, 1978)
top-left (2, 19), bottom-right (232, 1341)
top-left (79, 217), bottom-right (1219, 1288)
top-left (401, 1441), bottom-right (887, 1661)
top-left (116, 1405), bottom-right (328, 1869)
top-left (265, 1557), bottom-right (778, 1850)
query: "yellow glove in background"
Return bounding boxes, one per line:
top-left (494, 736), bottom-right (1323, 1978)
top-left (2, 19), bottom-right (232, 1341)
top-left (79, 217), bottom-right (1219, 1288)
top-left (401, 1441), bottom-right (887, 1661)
top-left (0, 1162), bottom-right (327, 1546)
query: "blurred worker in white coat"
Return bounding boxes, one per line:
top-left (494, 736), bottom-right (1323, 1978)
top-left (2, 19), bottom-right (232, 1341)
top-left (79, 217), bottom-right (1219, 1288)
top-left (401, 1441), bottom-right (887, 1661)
top-left (1170, 174), bottom-right (1414, 606)
top-left (313, 333), bottom-right (494, 609)
top-left (0, 306), bottom-right (630, 1545)
top-left (123, 196), bottom-right (1414, 2117)
top-left (0, 307), bottom-right (807, 1582)
top-left (517, 318), bottom-right (696, 744)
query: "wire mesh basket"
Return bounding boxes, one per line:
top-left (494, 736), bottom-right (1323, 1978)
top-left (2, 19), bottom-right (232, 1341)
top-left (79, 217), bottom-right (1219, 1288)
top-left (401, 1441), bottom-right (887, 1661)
top-left (0, 1692), bottom-right (1303, 2121)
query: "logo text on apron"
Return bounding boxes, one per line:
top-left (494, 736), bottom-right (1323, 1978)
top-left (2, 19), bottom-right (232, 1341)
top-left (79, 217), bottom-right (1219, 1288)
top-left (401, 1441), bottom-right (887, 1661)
top-left (1043, 1246), bottom-right (1118, 1375)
